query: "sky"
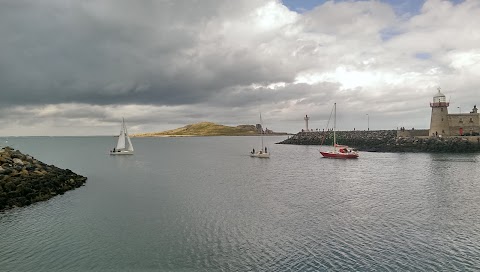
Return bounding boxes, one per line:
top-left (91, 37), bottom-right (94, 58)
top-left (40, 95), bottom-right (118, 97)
top-left (0, 0), bottom-right (479, 136)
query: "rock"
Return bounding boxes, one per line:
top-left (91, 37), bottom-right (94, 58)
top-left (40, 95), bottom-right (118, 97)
top-left (13, 158), bottom-right (24, 166)
top-left (33, 170), bottom-right (44, 175)
top-left (0, 146), bottom-right (87, 211)
top-left (1, 168), bottom-right (12, 175)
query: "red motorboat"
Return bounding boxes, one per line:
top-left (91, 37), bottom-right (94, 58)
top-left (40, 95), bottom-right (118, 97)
top-left (320, 103), bottom-right (359, 159)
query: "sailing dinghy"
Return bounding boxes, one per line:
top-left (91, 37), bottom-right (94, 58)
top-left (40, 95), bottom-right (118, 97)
top-left (110, 118), bottom-right (134, 155)
top-left (250, 113), bottom-right (270, 158)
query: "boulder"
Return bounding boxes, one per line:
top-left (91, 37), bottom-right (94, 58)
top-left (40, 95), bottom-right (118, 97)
top-left (13, 158), bottom-right (24, 166)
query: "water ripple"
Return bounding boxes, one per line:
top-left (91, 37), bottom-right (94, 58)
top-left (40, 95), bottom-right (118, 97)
top-left (1, 138), bottom-right (480, 270)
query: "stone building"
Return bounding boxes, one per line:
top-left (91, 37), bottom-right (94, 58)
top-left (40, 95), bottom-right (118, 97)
top-left (429, 88), bottom-right (480, 136)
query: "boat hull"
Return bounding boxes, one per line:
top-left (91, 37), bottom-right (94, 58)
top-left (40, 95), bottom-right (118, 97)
top-left (250, 152), bottom-right (270, 158)
top-left (110, 150), bottom-right (134, 155)
top-left (320, 151), bottom-right (358, 159)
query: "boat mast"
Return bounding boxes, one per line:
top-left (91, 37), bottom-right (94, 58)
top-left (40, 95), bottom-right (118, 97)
top-left (333, 103), bottom-right (336, 152)
top-left (260, 112), bottom-right (264, 150)
top-left (122, 118), bottom-right (126, 136)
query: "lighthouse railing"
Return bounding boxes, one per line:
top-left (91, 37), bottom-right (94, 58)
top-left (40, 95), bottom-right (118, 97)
top-left (430, 102), bottom-right (449, 107)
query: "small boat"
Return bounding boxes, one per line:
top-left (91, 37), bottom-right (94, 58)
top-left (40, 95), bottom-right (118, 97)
top-left (320, 103), bottom-right (358, 159)
top-left (110, 118), bottom-right (134, 155)
top-left (250, 113), bottom-right (270, 158)
top-left (250, 148), bottom-right (270, 158)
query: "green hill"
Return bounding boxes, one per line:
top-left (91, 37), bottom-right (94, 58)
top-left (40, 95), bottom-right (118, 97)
top-left (133, 122), bottom-right (259, 137)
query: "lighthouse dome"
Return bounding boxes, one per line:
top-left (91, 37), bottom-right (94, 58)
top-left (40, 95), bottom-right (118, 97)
top-left (433, 88), bottom-right (446, 103)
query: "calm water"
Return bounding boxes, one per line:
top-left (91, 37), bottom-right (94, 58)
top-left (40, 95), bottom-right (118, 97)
top-left (1, 136), bottom-right (480, 271)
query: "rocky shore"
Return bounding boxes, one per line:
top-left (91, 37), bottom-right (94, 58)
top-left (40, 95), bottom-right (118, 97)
top-left (0, 147), bottom-right (87, 211)
top-left (277, 130), bottom-right (480, 153)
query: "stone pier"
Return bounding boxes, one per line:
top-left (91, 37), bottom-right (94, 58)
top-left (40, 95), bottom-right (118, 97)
top-left (277, 130), bottom-right (480, 153)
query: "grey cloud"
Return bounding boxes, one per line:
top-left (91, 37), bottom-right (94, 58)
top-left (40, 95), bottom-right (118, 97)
top-left (0, 0), bottom-right (479, 136)
top-left (0, 0), bottom-right (299, 108)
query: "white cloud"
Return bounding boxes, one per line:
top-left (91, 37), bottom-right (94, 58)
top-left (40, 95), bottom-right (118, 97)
top-left (0, 0), bottom-right (479, 135)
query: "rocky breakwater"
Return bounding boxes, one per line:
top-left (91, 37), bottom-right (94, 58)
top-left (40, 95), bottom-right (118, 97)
top-left (277, 130), bottom-right (480, 153)
top-left (0, 147), bottom-right (87, 211)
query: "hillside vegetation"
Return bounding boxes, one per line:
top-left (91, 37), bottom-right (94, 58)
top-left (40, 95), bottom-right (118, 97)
top-left (133, 122), bottom-right (259, 137)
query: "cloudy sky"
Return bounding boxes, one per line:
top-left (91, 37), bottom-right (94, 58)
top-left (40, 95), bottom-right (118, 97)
top-left (0, 0), bottom-right (478, 136)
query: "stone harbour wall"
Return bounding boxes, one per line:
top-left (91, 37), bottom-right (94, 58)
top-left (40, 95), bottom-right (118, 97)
top-left (0, 147), bottom-right (87, 211)
top-left (277, 130), bottom-right (480, 153)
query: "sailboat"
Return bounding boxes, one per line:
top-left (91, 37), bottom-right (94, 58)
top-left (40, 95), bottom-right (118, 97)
top-left (250, 113), bottom-right (270, 158)
top-left (320, 103), bottom-right (358, 159)
top-left (110, 118), bottom-right (134, 155)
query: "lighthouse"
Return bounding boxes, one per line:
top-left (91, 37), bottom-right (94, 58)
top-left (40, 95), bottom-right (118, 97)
top-left (429, 88), bottom-right (450, 137)
top-left (304, 115), bottom-right (310, 132)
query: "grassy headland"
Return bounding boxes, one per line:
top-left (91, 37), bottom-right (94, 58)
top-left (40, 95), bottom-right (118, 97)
top-left (133, 122), bottom-right (284, 137)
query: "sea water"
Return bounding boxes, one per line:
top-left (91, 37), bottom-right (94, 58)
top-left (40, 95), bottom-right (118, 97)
top-left (1, 136), bottom-right (480, 271)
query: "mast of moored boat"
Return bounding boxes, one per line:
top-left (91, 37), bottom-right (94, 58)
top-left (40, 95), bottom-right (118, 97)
top-left (333, 103), bottom-right (336, 153)
top-left (260, 112), bottom-right (264, 151)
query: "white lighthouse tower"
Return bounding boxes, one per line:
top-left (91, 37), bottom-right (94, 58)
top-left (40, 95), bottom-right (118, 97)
top-left (429, 88), bottom-right (450, 137)
top-left (304, 115), bottom-right (310, 132)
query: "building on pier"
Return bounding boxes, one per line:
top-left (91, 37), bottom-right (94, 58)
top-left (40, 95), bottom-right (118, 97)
top-left (429, 88), bottom-right (480, 137)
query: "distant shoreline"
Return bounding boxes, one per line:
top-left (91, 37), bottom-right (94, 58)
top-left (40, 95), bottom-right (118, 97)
top-left (131, 122), bottom-right (289, 138)
top-left (132, 133), bottom-right (289, 138)
top-left (132, 134), bottom-right (196, 138)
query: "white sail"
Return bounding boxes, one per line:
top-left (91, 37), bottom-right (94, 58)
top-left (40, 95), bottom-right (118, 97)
top-left (116, 129), bottom-right (126, 150)
top-left (124, 122), bottom-right (134, 152)
top-left (111, 118), bottom-right (134, 155)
